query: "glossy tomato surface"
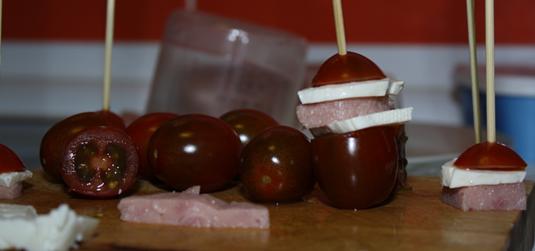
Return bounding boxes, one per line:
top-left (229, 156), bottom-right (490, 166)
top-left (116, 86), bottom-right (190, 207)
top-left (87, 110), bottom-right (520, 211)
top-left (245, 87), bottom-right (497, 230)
top-left (148, 114), bottom-right (241, 193)
top-left (311, 51), bottom-right (385, 87)
top-left (62, 126), bottom-right (138, 198)
top-left (312, 125), bottom-right (401, 209)
top-left (126, 112), bottom-right (178, 179)
top-left (454, 142), bottom-right (527, 170)
top-left (0, 144), bottom-right (25, 173)
top-left (220, 109), bottom-right (278, 148)
top-left (40, 110), bottom-right (125, 181)
top-left (240, 126), bottom-right (314, 203)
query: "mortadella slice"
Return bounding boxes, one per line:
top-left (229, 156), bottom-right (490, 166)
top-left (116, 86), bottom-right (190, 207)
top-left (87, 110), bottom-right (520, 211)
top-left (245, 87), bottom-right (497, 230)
top-left (118, 186), bottom-right (270, 229)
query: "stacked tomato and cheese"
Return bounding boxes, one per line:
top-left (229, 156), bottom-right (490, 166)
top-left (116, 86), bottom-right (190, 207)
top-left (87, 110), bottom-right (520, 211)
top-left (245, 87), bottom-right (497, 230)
top-left (296, 52), bottom-right (412, 137)
top-left (441, 142), bottom-right (527, 211)
top-left (0, 144), bottom-right (32, 199)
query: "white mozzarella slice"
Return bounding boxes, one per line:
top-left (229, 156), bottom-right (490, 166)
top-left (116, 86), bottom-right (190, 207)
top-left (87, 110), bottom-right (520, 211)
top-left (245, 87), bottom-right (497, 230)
top-left (326, 107), bottom-right (413, 134)
top-left (0, 204), bottom-right (99, 251)
top-left (0, 170), bottom-right (32, 187)
top-left (0, 204), bottom-right (37, 219)
top-left (298, 78), bottom-right (405, 104)
top-left (441, 160), bottom-right (526, 188)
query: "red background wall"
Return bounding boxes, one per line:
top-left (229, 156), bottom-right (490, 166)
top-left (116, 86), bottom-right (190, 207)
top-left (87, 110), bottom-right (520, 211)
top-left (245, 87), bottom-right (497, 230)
top-left (4, 0), bottom-right (535, 44)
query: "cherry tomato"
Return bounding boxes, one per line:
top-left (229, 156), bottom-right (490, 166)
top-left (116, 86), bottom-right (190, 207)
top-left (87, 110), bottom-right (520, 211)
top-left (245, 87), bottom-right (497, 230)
top-left (62, 126), bottom-right (138, 198)
top-left (311, 51), bottom-right (386, 87)
top-left (126, 112), bottom-right (178, 179)
top-left (240, 126), bottom-right (314, 203)
top-left (148, 114), bottom-right (241, 193)
top-left (0, 144), bottom-right (25, 173)
top-left (40, 110), bottom-right (125, 181)
top-left (454, 142), bottom-right (526, 170)
top-left (312, 125), bottom-right (400, 209)
top-left (220, 109), bottom-right (278, 148)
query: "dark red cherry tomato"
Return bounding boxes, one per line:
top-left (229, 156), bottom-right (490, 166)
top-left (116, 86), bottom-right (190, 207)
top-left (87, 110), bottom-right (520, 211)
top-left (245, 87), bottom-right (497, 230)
top-left (220, 109), bottom-right (278, 148)
top-left (311, 51), bottom-right (386, 87)
top-left (454, 142), bottom-right (526, 171)
top-left (240, 126), bottom-right (314, 203)
top-left (312, 125), bottom-right (400, 209)
top-left (126, 112), bottom-right (178, 179)
top-left (148, 114), bottom-right (241, 193)
top-left (0, 144), bottom-right (25, 173)
top-left (40, 110), bottom-right (125, 181)
top-left (62, 126), bottom-right (138, 198)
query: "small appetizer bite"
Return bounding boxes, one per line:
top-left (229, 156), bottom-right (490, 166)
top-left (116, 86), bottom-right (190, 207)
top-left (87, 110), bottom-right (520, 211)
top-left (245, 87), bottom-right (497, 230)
top-left (0, 203), bottom-right (99, 251)
top-left (118, 186), bottom-right (269, 229)
top-left (62, 126), bottom-right (138, 198)
top-left (148, 114), bottom-right (241, 193)
top-left (240, 126), bottom-right (314, 203)
top-left (0, 144), bottom-right (32, 199)
top-left (297, 52), bottom-right (412, 209)
top-left (40, 110), bottom-right (125, 181)
top-left (126, 112), bottom-right (179, 180)
top-left (441, 142), bottom-right (527, 211)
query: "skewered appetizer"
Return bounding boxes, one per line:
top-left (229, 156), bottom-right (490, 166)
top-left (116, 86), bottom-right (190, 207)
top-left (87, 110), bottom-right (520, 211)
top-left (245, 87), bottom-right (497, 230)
top-left (296, 52), bottom-right (412, 209)
top-left (0, 144), bottom-right (32, 199)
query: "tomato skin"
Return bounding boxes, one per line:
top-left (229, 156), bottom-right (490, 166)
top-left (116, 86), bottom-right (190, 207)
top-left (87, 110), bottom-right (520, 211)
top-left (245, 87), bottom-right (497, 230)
top-left (62, 126), bottom-right (138, 198)
top-left (148, 114), bottom-right (241, 193)
top-left (240, 126), bottom-right (314, 203)
top-left (40, 110), bottom-right (125, 181)
top-left (126, 112), bottom-right (178, 179)
top-left (220, 109), bottom-right (278, 149)
top-left (454, 142), bottom-right (527, 170)
top-left (0, 144), bottom-right (25, 173)
top-left (311, 52), bottom-right (386, 87)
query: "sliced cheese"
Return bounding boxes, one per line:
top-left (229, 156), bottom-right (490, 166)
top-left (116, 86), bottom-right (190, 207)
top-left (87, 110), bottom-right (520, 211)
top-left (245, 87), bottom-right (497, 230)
top-left (298, 78), bottom-right (405, 104)
top-left (0, 204), bottom-right (99, 251)
top-left (441, 160), bottom-right (526, 188)
top-left (325, 107), bottom-right (413, 134)
top-left (0, 204), bottom-right (37, 219)
top-left (0, 170), bottom-right (32, 187)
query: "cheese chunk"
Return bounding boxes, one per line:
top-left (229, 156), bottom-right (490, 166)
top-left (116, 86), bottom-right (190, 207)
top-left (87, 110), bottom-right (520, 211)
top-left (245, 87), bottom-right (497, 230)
top-left (298, 78), bottom-right (404, 104)
top-left (0, 170), bottom-right (32, 187)
top-left (325, 107), bottom-right (413, 134)
top-left (441, 160), bottom-right (526, 189)
top-left (0, 204), bottom-right (37, 219)
top-left (0, 204), bottom-right (99, 251)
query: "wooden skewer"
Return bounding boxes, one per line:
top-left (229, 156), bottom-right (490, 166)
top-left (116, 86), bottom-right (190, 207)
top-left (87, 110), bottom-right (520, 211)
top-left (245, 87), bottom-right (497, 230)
top-left (485, 0), bottom-right (496, 142)
top-left (466, 0), bottom-right (481, 143)
top-left (102, 0), bottom-right (116, 111)
top-left (332, 0), bottom-right (347, 56)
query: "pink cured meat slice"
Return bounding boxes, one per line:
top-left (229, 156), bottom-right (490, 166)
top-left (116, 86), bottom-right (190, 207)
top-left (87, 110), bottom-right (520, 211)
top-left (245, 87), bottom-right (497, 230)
top-left (296, 97), bottom-right (392, 129)
top-left (0, 183), bottom-right (23, 199)
top-left (118, 186), bottom-right (270, 229)
top-left (441, 182), bottom-right (526, 211)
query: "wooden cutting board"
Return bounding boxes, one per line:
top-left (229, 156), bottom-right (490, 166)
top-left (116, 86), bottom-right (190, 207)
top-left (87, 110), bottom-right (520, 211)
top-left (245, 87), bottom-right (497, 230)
top-left (2, 171), bottom-right (533, 251)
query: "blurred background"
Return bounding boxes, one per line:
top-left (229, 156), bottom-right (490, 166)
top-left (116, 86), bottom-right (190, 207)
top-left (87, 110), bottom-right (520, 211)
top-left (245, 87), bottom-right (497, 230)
top-left (1, 0), bottom-right (535, 168)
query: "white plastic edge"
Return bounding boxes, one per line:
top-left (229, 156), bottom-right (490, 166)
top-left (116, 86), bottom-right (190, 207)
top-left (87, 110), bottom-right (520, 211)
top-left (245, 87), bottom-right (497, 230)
top-left (441, 160), bottom-right (526, 188)
top-left (326, 107), bottom-right (413, 134)
top-left (297, 78), bottom-right (405, 104)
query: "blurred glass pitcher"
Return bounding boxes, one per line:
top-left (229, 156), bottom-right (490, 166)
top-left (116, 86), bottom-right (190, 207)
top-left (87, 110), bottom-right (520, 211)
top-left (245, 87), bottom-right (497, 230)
top-left (147, 9), bottom-right (307, 125)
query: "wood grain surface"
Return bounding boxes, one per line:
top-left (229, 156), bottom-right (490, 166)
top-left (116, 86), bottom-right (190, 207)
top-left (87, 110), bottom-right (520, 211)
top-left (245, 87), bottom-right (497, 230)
top-left (1, 171), bottom-right (533, 251)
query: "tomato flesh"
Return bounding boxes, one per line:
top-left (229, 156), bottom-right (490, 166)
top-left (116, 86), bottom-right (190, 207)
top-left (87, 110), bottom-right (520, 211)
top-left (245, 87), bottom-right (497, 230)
top-left (62, 126), bottom-right (138, 198)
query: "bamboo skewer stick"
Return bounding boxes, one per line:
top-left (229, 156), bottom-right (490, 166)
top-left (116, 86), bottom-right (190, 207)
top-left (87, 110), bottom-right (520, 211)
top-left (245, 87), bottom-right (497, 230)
top-left (102, 0), bottom-right (116, 111)
top-left (332, 0), bottom-right (347, 56)
top-left (466, 0), bottom-right (481, 143)
top-left (485, 0), bottom-right (496, 143)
